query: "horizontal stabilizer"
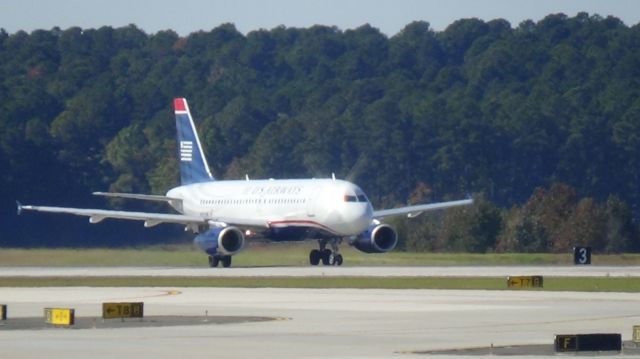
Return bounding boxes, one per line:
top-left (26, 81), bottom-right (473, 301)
top-left (93, 192), bottom-right (179, 202)
top-left (94, 192), bottom-right (183, 212)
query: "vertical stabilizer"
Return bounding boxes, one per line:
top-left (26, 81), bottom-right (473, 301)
top-left (174, 98), bottom-right (214, 185)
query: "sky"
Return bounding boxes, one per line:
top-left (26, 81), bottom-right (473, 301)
top-left (1, 0), bottom-right (639, 36)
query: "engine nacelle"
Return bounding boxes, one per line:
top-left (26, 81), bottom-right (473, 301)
top-left (194, 227), bottom-right (245, 256)
top-left (352, 224), bottom-right (398, 253)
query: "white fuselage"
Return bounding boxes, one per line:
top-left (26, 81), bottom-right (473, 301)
top-left (166, 179), bottom-right (373, 236)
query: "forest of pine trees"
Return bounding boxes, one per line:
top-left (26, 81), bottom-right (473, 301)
top-left (2, 13), bottom-right (639, 251)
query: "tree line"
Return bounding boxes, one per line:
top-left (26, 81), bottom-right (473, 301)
top-left (398, 183), bottom-right (638, 253)
top-left (1, 12), bottom-right (639, 251)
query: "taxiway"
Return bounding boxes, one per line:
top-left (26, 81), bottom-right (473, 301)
top-left (0, 266), bottom-right (638, 358)
top-left (0, 287), bottom-right (637, 358)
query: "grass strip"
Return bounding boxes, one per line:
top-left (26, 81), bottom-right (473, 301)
top-left (0, 276), bottom-right (638, 292)
top-left (2, 245), bottom-right (640, 267)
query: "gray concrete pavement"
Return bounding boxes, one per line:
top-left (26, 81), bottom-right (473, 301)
top-left (0, 265), bottom-right (639, 277)
top-left (0, 286), bottom-right (638, 358)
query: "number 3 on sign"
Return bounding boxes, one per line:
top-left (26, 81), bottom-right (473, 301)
top-left (573, 247), bottom-right (591, 265)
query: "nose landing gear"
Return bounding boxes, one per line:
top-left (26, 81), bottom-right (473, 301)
top-left (309, 239), bottom-right (343, 266)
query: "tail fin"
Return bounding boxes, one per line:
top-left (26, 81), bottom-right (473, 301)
top-left (174, 98), bottom-right (214, 185)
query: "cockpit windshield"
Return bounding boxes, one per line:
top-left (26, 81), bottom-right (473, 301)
top-left (344, 192), bottom-right (369, 203)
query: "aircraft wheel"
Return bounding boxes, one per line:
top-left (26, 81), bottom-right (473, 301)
top-left (328, 253), bottom-right (335, 265)
top-left (309, 249), bottom-right (321, 265)
top-left (334, 254), bottom-right (343, 266)
top-left (321, 249), bottom-right (332, 265)
top-left (221, 255), bottom-right (232, 268)
top-left (208, 256), bottom-right (219, 268)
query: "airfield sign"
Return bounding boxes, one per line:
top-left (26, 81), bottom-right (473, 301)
top-left (507, 275), bottom-right (543, 289)
top-left (44, 308), bottom-right (74, 326)
top-left (102, 302), bottom-right (144, 319)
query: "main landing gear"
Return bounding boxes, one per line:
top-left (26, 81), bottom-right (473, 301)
top-left (208, 255), bottom-right (232, 268)
top-left (309, 239), bottom-right (343, 266)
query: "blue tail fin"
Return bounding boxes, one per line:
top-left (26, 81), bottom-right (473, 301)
top-left (174, 98), bottom-right (214, 185)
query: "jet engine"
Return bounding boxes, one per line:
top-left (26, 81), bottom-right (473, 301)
top-left (352, 224), bottom-right (398, 253)
top-left (194, 227), bottom-right (245, 256)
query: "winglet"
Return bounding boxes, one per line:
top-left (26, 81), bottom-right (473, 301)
top-left (16, 201), bottom-right (22, 216)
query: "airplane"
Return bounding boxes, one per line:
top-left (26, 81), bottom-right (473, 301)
top-left (18, 98), bottom-right (473, 267)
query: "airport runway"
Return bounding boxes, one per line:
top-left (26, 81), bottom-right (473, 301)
top-left (0, 285), bottom-right (639, 358)
top-left (1, 265), bottom-right (639, 277)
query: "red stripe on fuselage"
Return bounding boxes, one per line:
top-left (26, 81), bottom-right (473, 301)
top-left (268, 220), bottom-right (339, 234)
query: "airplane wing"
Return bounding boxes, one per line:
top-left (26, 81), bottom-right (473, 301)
top-left (373, 198), bottom-right (473, 219)
top-left (17, 203), bottom-right (270, 230)
top-left (17, 204), bottom-right (207, 228)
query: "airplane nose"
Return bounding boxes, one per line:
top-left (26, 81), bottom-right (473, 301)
top-left (345, 204), bottom-right (372, 233)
